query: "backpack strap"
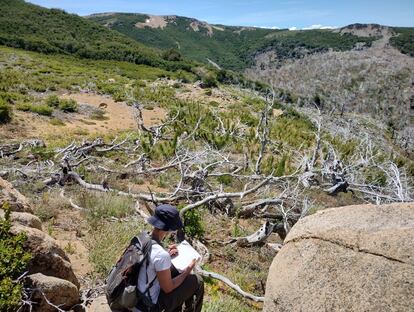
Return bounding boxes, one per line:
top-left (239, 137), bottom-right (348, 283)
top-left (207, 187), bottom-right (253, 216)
top-left (143, 240), bottom-right (161, 302)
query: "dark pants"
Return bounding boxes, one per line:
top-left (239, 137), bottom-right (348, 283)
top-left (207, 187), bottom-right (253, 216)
top-left (156, 268), bottom-right (204, 312)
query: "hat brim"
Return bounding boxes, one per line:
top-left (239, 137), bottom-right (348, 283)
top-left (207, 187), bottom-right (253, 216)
top-left (148, 215), bottom-right (168, 231)
top-left (147, 215), bottom-right (183, 231)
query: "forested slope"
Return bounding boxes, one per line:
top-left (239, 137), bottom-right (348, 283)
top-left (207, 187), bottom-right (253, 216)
top-left (0, 0), bottom-right (194, 71)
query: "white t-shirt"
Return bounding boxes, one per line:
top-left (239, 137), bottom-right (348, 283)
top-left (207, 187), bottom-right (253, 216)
top-left (137, 243), bottom-right (171, 305)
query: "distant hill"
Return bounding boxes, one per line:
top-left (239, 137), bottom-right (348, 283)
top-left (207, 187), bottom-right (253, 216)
top-left (0, 0), bottom-right (194, 71)
top-left (390, 27), bottom-right (414, 57)
top-left (87, 13), bottom-right (276, 71)
top-left (88, 13), bottom-right (378, 71)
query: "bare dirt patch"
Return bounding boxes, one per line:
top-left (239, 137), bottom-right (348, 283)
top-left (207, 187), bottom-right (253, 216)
top-left (60, 92), bottom-right (165, 130)
top-left (189, 21), bottom-right (214, 37)
top-left (176, 84), bottom-right (240, 108)
top-left (135, 15), bottom-right (171, 29)
top-left (0, 92), bottom-right (166, 141)
top-left (54, 230), bottom-right (93, 280)
top-left (48, 209), bottom-right (93, 285)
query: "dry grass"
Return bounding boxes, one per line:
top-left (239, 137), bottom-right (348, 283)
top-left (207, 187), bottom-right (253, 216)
top-left (86, 219), bottom-right (147, 277)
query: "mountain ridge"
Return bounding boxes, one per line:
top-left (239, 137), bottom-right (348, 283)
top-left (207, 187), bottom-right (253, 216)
top-left (88, 12), bottom-right (387, 71)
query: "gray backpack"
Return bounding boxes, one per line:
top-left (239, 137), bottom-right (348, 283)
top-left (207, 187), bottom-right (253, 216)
top-left (105, 232), bottom-right (157, 311)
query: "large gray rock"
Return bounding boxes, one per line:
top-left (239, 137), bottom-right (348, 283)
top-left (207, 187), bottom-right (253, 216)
top-left (264, 203), bottom-right (414, 312)
top-left (25, 273), bottom-right (79, 312)
top-left (11, 224), bottom-right (80, 288)
top-left (0, 177), bottom-right (33, 213)
top-left (0, 209), bottom-right (42, 230)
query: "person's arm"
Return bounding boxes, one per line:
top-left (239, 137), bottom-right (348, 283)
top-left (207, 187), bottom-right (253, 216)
top-left (157, 259), bottom-right (196, 294)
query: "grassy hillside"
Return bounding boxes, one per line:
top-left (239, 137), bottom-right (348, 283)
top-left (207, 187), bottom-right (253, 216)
top-left (88, 13), bottom-right (375, 71)
top-left (390, 27), bottom-right (414, 57)
top-left (0, 0), bottom-right (194, 71)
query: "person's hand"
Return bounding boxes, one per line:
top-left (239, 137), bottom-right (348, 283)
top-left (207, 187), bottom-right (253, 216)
top-left (184, 259), bottom-right (197, 274)
top-left (168, 244), bottom-right (178, 257)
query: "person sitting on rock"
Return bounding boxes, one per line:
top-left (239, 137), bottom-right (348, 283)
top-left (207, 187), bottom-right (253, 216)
top-left (133, 204), bottom-right (204, 312)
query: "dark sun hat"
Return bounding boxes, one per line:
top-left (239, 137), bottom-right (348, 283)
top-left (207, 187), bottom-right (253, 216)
top-left (148, 204), bottom-right (183, 231)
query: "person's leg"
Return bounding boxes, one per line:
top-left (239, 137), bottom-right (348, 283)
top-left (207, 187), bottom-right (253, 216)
top-left (157, 274), bottom-right (204, 312)
top-left (183, 274), bottom-right (204, 312)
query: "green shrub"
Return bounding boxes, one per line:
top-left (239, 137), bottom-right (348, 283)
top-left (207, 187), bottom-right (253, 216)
top-left (45, 95), bottom-right (60, 107)
top-left (0, 100), bottom-right (12, 123)
top-left (240, 111), bottom-right (258, 127)
top-left (182, 209), bottom-right (205, 239)
top-left (49, 118), bottom-right (65, 126)
top-left (162, 48), bottom-right (182, 62)
top-left (31, 104), bottom-right (53, 116)
top-left (202, 73), bottom-right (218, 88)
top-left (16, 103), bottom-right (53, 116)
top-left (15, 103), bottom-right (31, 112)
top-left (0, 202), bottom-right (31, 312)
top-left (217, 175), bottom-right (233, 186)
top-left (58, 99), bottom-right (78, 112)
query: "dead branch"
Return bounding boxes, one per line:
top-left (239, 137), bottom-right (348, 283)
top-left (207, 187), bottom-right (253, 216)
top-left (239, 198), bottom-right (283, 218)
top-left (255, 90), bottom-right (274, 174)
top-left (196, 267), bottom-right (265, 302)
top-left (60, 189), bottom-right (84, 210)
top-left (46, 169), bottom-right (179, 204)
top-left (224, 221), bottom-right (275, 247)
top-left (179, 174), bottom-right (274, 217)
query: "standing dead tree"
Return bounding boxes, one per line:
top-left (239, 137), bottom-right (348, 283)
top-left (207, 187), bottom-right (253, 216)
top-left (255, 90), bottom-right (274, 175)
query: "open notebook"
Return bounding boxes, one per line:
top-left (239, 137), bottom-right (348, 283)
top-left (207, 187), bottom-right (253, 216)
top-left (171, 240), bottom-right (201, 272)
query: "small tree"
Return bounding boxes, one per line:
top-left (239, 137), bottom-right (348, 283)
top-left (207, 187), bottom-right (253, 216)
top-left (162, 48), bottom-right (182, 62)
top-left (59, 99), bottom-right (78, 112)
top-left (0, 100), bottom-right (12, 124)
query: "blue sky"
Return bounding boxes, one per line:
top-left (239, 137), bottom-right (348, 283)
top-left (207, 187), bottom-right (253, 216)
top-left (28, 0), bottom-right (414, 29)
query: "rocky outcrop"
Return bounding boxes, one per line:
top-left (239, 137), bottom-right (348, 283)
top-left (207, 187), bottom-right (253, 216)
top-left (264, 203), bottom-right (414, 312)
top-left (25, 273), bottom-right (79, 312)
top-left (0, 177), bottom-right (80, 311)
top-left (0, 209), bottom-right (42, 230)
top-left (11, 224), bottom-right (80, 288)
top-left (0, 176), bottom-right (33, 213)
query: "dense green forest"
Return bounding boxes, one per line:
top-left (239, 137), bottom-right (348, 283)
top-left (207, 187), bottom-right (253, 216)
top-left (0, 0), bottom-right (195, 72)
top-left (89, 13), bottom-right (375, 71)
top-left (390, 27), bottom-right (414, 57)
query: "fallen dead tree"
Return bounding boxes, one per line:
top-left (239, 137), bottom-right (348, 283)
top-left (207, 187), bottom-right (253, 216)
top-left (196, 267), bottom-right (265, 302)
top-left (223, 221), bottom-right (275, 247)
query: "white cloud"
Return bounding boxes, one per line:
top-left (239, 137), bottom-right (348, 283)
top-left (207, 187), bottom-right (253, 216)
top-left (302, 24), bottom-right (337, 30)
top-left (288, 24), bottom-right (338, 31)
top-left (254, 25), bottom-right (281, 29)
